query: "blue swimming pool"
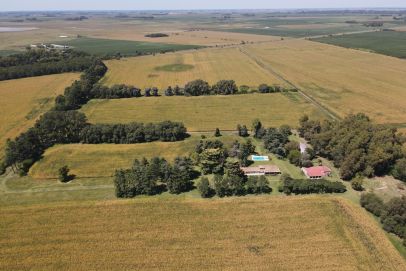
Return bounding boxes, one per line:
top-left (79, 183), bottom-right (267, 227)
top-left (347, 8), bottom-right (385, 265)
top-left (251, 155), bottom-right (269, 161)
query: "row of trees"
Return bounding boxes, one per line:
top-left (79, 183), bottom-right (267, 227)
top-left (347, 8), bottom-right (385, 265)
top-left (80, 121), bottom-right (187, 144)
top-left (0, 49), bottom-right (95, 81)
top-left (163, 80), bottom-right (295, 97)
top-left (361, 193), bottom-right (406, 246)
top-left (278, 174), bottom-right (346, 195)
top-left (114, 157), bottom-right (196, 197)
top-left (298, 114), bottom-right (405, 180)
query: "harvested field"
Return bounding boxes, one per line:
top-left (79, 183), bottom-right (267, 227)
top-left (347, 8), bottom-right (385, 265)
top-left (1, 197), bottom-right (405, 270)
top-left (29, 135), bottom-right (239, 178)
top-left (80, 94), bottom-right (324, 132)
top-left (102, 47), bottom-right (287, 89)
top-left (243, 39), bottom-right (406, 124)
top-left (0, 73), bottom-right (79, 159)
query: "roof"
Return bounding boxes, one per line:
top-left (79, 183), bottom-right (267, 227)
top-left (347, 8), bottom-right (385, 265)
top-left (241, 165), bottom-right (281, 174)
top-left (302, 166), bottom-right (331, 177)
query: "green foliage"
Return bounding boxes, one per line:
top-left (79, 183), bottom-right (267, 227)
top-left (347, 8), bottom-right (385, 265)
top-left (214, 128), bottom-right (221, 137)
top-left (90, 84), bottom-right (142, 99)
top-left (280, 176), bottom-right (346, 195)
top-left (351, 176), bottom-right (364, 191)
top-left (195, 140), bottom-right (227, 175)
top-left (58, 165), bottom-right (71, 183)
top-left (0, 49), bottom-right (94, 81)
top-left (246, 176), bottom-right (272, 194)
top-left (238, 140), bottom-right (256, 167)
top-left (262, 126), bottom-right (290, 158)
top-left (393, 158), bottom-right (406, 182)
top-left (300, 113), bottom-right (404, 180)
top-left (197, 177), bottom-right (214, 198)
top-left (252, 119), bottom-right (265, 139)
top-left (211, 80), bottom-right (238, 95)
top-left (0, 161), bottom-right (6, 175)
top-left (184, 79), bottom-right (211, 96)
top-left (381, 196), bottom-right (406, 241)
top-left (288, 150), bottom-right (301, 166)
top-left (237, 124), bottom-right (249, 137)
top-left (360, 193), bottom-right (385, 217)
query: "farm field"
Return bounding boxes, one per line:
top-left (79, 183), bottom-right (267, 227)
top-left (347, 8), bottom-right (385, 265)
top-left (60, 37), bottom-right (201, 56)
top-left (1, 196), bottom-right (405, 270)
top-left (80, 94), bottom-right (324, 131)
top-left (314, 31), bottom-right (406, 58)
top-left (243, 39), bottom-right (406, 124)
top-left (29, 135), bottom-right (239, 178)
top-left (102, 46), bottom-right (287, 89)
top-left (0, 73), bottom-right (79, 159)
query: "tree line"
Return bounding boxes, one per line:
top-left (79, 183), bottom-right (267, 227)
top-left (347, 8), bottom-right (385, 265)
top-left (361, 193), bottom-right (406, 246)
top-left (298, 113), bottom-right (405, 181)
top-left (0, 49), bottom-right (96, 81)
top-left (4, 110), bottom-right (187, 175)
top-left (278, 174), bottom-right (346, 195)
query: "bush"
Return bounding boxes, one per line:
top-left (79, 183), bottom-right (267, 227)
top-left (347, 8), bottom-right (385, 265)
top-left (351, 176), bottom-right (364, 191)
top-left (197, 177), bottom-right (214, 198)
top-left (393, 158), bottom-right (406, 182)
top-left (184, 79), bottom-right (210, 96)
top-left (214, 128), bottom-right (221, 137)
top-left (58, 166), bottom-right (72, 183)
top-left (360, 193), bottom-right (385, 217)
top-left (0, 161), bottom-right (6, 175)
top-left (246, 176), bottom-right (272, 194)
top-left (381, 196), bottom-right (406, 240)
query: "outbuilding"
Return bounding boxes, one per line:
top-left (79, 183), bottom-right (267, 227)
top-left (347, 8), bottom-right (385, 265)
top-left (301, 166), bottom-right (332, 179)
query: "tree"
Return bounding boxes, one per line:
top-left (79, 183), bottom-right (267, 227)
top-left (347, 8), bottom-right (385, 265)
top-left (252, 119), bottom-right (265, 139)
top-left (214, 128), bottom-right (221, 137)
top-left (237, 124), bottom-right (249, 137)
top-left (381, 196), bottom-right (406, 240)
top-left (165, 86), bottom-right (174, 96)
top-left (166, 168), bottom-right (192, 194)
top-left (58, 165), bottom-right (72, 183)
top-left (144, 88), bottom-right (151, 97)
top-left (238, 140), bottom-right (256, 167)
top-left (360, 193), bottom-right (385, 217)
top-left (152, 87), bottom-right (159, 96)
top-left (213, 175), bottom-right (229, 197)
top-left (393, 158), bottom-right (406, 182)
top-left (258, 84), bottom-right (270, 93)
top-left (197, 177), bottom-right (214, 198)
top-left (211, 80), bottom-right (238, 95)
top-left (184, 79), bottom-right (210, 96)
top-left (247, 176), bottom-right (271, 194)
top-left (199, 148), bottom-right (227, 175)
top-left (288, 150), bottom-right (301, 166)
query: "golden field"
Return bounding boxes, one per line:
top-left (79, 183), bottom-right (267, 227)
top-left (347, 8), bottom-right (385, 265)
top-left (80, 93), bottom-right (323, 132)
top-left (102, 47), bottom-right (287, 89)
top-left (243, 39), bottom-right (406, 124)
top-left (1, 196), bottom-right (405, 271)
top-left (29, 135), bottom-right (239, 178)
top-left (0, 73), bottom-right (79, 159)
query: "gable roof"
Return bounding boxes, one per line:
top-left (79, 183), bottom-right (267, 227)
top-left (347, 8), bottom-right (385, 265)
top-left (302, 166), bottom-right (331, 177)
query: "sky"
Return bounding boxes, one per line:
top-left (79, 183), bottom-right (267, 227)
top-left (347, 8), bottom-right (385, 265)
top-left (1, 0), bottom-right (406, 11)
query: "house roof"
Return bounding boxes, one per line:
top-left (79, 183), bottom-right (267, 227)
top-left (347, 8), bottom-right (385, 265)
top-left (241, 165), bottom-right (281, 173)
top-left (302, 166), bottom-right (331, 177)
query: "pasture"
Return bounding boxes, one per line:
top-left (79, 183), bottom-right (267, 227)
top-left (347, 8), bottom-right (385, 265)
top-left (80, 94), bottom-right (324, 132)
top-left (60, 37), bottom-right (201, 56)
top-left (29, 135), bottom-right (239, 179)
top-left (1, 197), bottom-right (405, 270)
top-left (314, 31), bottom-right (406, 58)
top-left (103, 47), bottom-right (287, 89)
top-left (0, 73), bottom-right (79, 159)
top-left (243, 39), bottom-right (406, 124)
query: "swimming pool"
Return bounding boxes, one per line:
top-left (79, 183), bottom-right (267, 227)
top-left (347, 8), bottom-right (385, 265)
top-left (251, 155), bottom-right (269, 161)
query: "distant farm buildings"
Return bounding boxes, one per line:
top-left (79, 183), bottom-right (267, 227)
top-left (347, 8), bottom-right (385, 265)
top-left (241, 165), bottom-right (281, 176)
top-left (302, 166), bottom-right (332, 179)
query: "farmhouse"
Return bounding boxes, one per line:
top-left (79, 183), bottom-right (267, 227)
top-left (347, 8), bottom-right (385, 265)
top-left (241, 165), bottom-right (281, 176)
top-left (302, 166), bottom-right (332, 179)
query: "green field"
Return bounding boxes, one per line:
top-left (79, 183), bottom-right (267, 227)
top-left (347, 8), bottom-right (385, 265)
top-left (60, 37), bottom-right (201, 56)
top-left (314, 31), bottom-right (406, 58)
top-left (80, 93), bottom-right (324, 131)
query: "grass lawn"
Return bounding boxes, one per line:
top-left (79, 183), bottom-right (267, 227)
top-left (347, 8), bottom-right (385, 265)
top-left (60, 37), bottom-right (201, 56)
top-left (314, 31), bottom-right (406, 59)
top-left (1, 196), bottom-right (405, 270)
top-left (80, 93), bottom-right (324, 132)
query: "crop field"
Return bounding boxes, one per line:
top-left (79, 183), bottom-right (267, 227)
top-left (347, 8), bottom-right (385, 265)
top-left (103, 46), bottom-right (287, 89)
top-left (80, 94), bottom-right (324, 132)
top-left (243, 39), bottom-right (406, 124)
top-left (29, 135), bottom-right (239, 179)
top-left (1, 196), bottom-right (405, 270)
top-left (0, 73), bottom-right (79, 159)
top-left (314, 31), bottom-right (406, 58)
top-left (60, 37), bottom-right (201, 56)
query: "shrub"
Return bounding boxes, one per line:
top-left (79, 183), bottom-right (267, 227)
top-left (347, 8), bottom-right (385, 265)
top-left (214, 128), bottom-right (221, 137)
top-left (280, 178), bottom-right (346, 195)
top-left (393, 158), bottom-right (406, 182)
top-left (0, 161), bottom-right (6, 175)
top-left (360, 193), bottom-right (385, 217)
top-left (246, 176), bottom-right (272, 194)
top-left (58, 166), bottom-right (71, 183)
top-left (351, 176), bottom-right (364, 191)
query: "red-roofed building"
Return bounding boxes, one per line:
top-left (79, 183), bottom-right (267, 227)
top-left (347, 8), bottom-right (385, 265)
top-left (301, 166), bottom-right (332, 179)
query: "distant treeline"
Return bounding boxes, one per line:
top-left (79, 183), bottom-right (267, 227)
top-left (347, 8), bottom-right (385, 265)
top-left (145, 33), bottom-right (169, 38)
top-left (0, 49), bottom-right (95, 81)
